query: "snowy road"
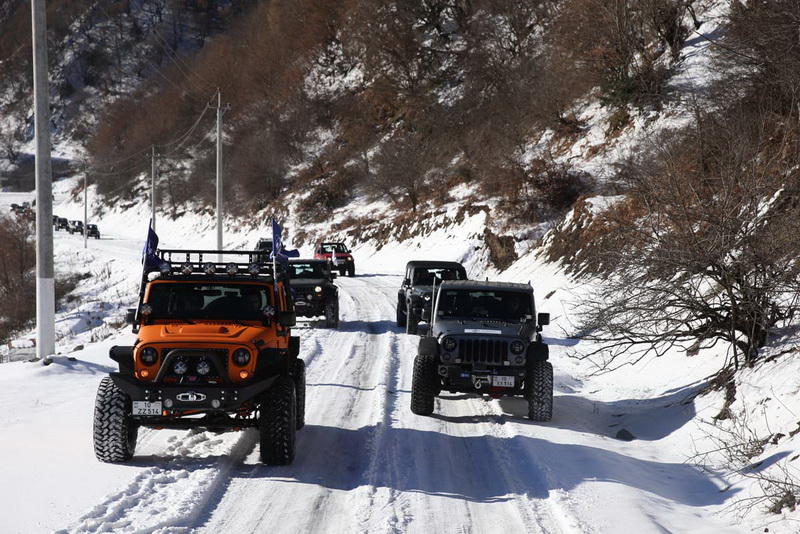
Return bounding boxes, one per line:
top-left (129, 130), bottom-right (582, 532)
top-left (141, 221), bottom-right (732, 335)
top-left (0, 186), bottom-right (742, 533)
top-left (54, 274), bottom-right (733, 534)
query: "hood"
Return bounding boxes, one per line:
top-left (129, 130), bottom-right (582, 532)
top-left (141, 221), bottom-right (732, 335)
top-left (433, 320), bottom-right (528, 339)
top-left (139, 323), bottom-right (264, 345)
top-left (290, 278), bottom-right (331, 289)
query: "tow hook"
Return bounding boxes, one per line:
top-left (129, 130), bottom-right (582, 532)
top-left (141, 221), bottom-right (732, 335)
top-left (473, 376), bottom-right (491, 390)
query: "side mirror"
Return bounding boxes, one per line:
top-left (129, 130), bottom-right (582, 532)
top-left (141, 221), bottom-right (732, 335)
top-left (125, 308), bottom-right (137, 325)
top-left (537, 313), bottom-right (550, 327)
top-left (278, 311), bottom-right (296, 328)
top-left (403, 278), bottom-right (411, 286)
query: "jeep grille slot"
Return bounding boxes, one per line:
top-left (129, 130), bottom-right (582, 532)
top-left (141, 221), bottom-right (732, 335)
top-left (458, 339), bottom-right (508, 364)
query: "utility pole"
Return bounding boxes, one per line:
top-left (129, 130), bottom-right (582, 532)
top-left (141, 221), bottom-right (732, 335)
top-left (31, 0), bottom-right (55, 365)
top-left (216, 89), bottom-right (223, 257)
top-left (83, 174), bottom-right (88, 249)
top-left (151, 146), bottom-right (157, 230)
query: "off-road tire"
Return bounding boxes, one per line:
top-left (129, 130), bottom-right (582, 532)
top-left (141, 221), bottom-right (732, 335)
top-left (396, 302), bottom-right (407, 327)
top-left (338, 267), bottom-right (347, 276)
top-left (406, 307), bottom-right (419, 335)
top-left (259, 376), bottom-right (297, 465)
top-left (292, 359), bottom-right (306, 430)
top-left (93, 377), bottom-right (138, 462)
top-left (410, 354), bottom-right (437, 415)
top-left (325, 299), bottom-right (339, 328)
top-left (347, 266), bottom-right (355, 277)
top-left (525, 361), bottom-right (553, 422)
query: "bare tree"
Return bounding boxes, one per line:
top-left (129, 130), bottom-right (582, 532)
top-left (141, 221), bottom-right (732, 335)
top-left (575, 107), bottom-right (800, 370)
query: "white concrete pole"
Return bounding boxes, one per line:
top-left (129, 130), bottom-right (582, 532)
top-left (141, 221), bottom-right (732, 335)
top-left (151, 146), bottom-right (156, 230)
top-left (83, 174), bottom-right (88, 249)
top-left (32, 0), bottom-right (55, 364)
top-left (216, 89), bottom-right (223, 258)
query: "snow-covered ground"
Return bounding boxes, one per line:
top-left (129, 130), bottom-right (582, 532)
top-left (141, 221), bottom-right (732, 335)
top-left (2, 178), bottom-right (798, 534)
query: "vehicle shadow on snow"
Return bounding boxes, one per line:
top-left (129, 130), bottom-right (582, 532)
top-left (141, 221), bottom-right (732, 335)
top-left (337, 319), bottom-right (403, 335)
top-left (493, 381), bottom-right (706, 441)
top-left (236, 423), bottom-right (734, 506)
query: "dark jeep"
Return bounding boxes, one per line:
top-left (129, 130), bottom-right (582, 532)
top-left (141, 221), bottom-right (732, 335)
top-left (86, 224), bottom-right (100, 239)
top-left (410, 280), bottom-right (553, 421)
top-left (69, 220), bottom-right (84, 234)
top-left (288, 259), bottom-right (339, 328)
top-left (56, 217), bottom-right (69, 231)
top-left (397, 261), bottom-right (467, 335)
top-left (254, 237), bottom-right (273, 263)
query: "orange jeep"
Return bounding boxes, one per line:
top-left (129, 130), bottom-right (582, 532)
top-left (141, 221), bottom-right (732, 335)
top-left (93, 248), bottom-right (304, 465)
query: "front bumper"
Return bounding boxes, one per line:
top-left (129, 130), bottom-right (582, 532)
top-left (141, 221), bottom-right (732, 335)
top-left (437, 364), bottom-right (526, 394)
top-left (294, 297), bottom-right (326, 317)
top-left (110, 372), bottom-right (277, 415)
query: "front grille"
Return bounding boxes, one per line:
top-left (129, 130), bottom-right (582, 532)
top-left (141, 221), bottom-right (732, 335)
top-left (458, 339), bottom-right (508, 364)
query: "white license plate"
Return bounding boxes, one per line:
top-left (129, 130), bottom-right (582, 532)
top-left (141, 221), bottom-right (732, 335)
top-left (492, 375), bottom-right (515, 388)
top-left (133, 401), bottom-right (162, 416)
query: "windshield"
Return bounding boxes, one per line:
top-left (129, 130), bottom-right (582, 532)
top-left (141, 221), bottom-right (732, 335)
top-left (321, 243), bottom-right (348, 253)
top-left (146, 282), bottom-right (273, 320)
top-left (436, 289), bottom-right (532, 321)
top-left (412, 267), bottom-right (465, 286)
top-left (290, 262), bottom-right (329, 279)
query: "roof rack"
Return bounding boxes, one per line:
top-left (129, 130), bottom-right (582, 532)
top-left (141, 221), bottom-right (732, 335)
top-left (146, 249), bottom-right (283, 279)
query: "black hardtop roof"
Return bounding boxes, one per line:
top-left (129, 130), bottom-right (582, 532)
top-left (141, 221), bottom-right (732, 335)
top-left (319, 241), bottom-right (347, 245)
top-left (440, 280), bottom-right (532, 292)
top-left (289, 258), bottom-right (328, 264)
top-left (405, 260), bottom-right (465, 270)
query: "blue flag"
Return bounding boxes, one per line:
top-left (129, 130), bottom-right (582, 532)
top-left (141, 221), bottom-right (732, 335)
top-left (270, 219), bottom-right (299, 264)
top-left (142, 221), bottom-right (160, 269)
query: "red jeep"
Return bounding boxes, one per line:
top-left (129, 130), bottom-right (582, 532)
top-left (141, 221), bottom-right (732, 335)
top-left (314, 242), bottom-right (355, 277)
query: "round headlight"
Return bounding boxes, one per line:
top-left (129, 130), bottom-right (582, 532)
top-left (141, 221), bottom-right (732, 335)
top-left (181, 262), bottom-right (193, 275)
top-left (314, 286), bottom-right (323, 293)
top-left (140, 347), bottom-right (158, 365)
top-left (233, 348), bottom-right (251, 366)
top-left (196, 359), bottom-right (211, 375)
top-left (174, 360), bottom-right (188, 375)
top-left (262, 305), bottom-right (275, 318)
top-left (203, 262), bottom-right (216, 275)
top-left (442, 336), bottom-right (457, 352)
top-left (140, 304), bottom-right (153, 317)
top-left (510, 340), bottom-right (526, 355)
top-left (248, 263), bottom-right (260, 276)
top-left (226, 263), bottom-right (239, 276)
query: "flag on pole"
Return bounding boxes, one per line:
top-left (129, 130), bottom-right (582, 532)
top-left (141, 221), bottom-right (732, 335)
top-left (142, 220), bottom-right (160, 269)
top-left (270, 219), bottom-right (299, 265)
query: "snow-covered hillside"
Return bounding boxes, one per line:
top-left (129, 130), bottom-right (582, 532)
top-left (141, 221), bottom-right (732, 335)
top-left (1, 179), bottom-right (798, 534)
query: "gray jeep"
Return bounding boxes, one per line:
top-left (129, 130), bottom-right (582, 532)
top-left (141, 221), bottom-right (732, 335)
top-left (410, 280), bottom-right (553, 421)
top-left (397, 260), bottom-right (468, 335)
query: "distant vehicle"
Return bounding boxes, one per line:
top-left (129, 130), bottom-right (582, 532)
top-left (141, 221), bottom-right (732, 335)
top-left (314, 242), bottom-right (355, 277)
top-left (410, 280), bottom-right (552, 421)
top-left (86, 224), bottom-right (100, 239)
top-left (397, 261), bottom-right (467, 335)
top-left (10, 203), bottom-right (20, 212)
top-left (288, 259), bottom-right (339, 328)
top-left (52, 215), bottom-right (58, 226)
top-left (254, 238), bottom-right (273, 263)
top-left (94, 247), bottom-right (303, 465)
top-left (69, 220), bottom-right (84, 234)
top-left (56, 217), bottom-right (69, 231)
